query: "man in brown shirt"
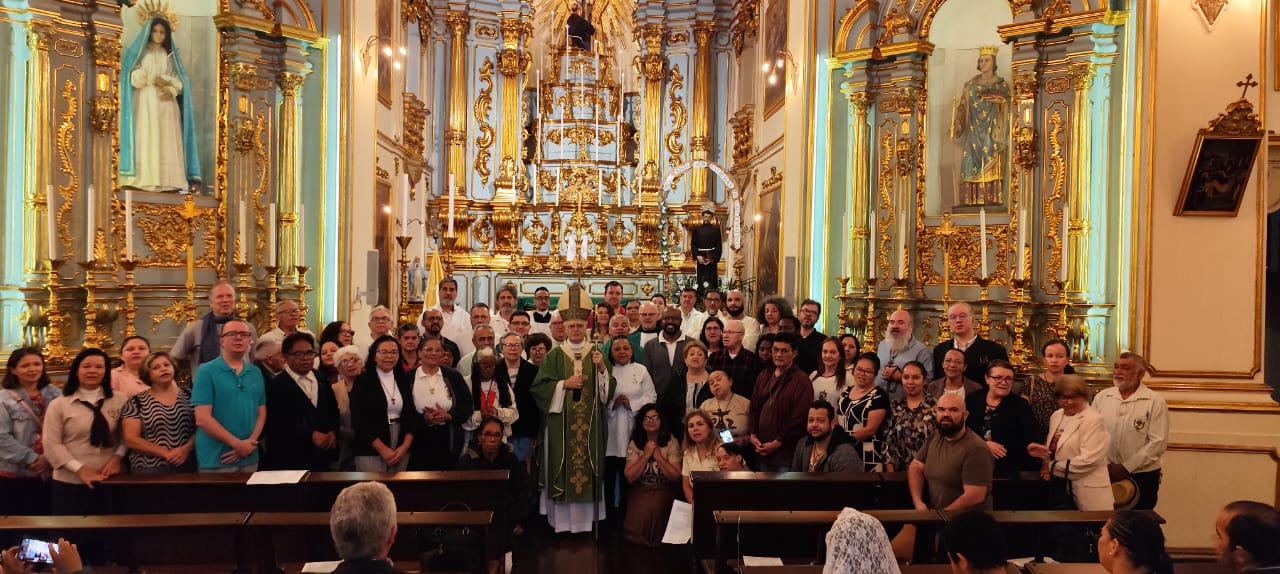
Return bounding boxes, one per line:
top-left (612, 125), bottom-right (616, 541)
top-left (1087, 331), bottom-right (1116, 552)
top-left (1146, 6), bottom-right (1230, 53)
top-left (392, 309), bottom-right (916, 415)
top-left (908, 393), bottom-right (995, 512)
top-left (748, 333), bottom-right (812, 471)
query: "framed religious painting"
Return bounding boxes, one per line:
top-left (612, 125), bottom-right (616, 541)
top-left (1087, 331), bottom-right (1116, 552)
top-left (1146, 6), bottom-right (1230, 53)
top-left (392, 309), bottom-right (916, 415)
top-left (376, 0), bottom-right (394, 107)
top-left (119, 0), bottom-right (219, 194)
top-left (376, 179), bottom-right (393, 305)
top-left (754, 170), bottom-right (782, 300)
top-left (923, 1), bottom-right (1014, 216)
top-left (761, 0), bottom-right (787, 119)
top-left (1174, 134), bottom-right (1261, 216)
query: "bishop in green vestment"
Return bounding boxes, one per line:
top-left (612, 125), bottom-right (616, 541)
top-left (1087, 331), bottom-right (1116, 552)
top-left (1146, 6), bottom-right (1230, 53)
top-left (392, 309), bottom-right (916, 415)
top-left (531, 298), bottom-right (615, 533)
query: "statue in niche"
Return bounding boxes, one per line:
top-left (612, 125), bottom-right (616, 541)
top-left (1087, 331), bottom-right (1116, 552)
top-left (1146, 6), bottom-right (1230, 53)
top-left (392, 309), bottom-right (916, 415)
top-left (408, 256), bottom-right (427, 302)
top-left (690, 203), bottom-right (723, 291)
top-left (120, 13), bottom-right (201, 192)
top-left (950, 45), bottom-right (1010, 207)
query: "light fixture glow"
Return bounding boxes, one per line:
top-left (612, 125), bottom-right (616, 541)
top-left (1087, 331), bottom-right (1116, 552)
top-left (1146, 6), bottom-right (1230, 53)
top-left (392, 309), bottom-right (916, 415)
top-left (768, 74), bottom-right (777, 85)
top-left (761, 62), bottom-right (771, 73)
top-left (382, 46), bottom-right (392, 57)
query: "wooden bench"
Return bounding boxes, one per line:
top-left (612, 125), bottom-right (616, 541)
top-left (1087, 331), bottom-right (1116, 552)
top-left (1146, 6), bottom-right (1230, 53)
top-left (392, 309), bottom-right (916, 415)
top-left (711, 509), bottom-right (943, 574)
top-left (0, 513), bottom-right (253, 572)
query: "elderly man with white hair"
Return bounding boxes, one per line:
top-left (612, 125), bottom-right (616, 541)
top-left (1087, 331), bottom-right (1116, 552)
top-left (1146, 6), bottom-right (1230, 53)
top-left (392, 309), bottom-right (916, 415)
top-left (633, 301), bottom-right (663, 348)
top-left (264, 299), bottom-right (312, 340)
top-left (875, 310), bottom-right (933, 401)
top-left (328, 481), bottom-right (406, 574)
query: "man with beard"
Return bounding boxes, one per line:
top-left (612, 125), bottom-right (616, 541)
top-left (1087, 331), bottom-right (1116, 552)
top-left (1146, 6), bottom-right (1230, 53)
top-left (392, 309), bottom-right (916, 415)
top-left (419, 308), bottom-right (462, 368)
top-left (708, 319), bottom-right (763, 399)
top-left (429, 279), bottom-right (472, 353)
top-left (876, 310), bottom-right (933, 401)
top-left (489, 285), bottom-right (519, 339)
top-left (641, 307), bottom-right (689, 395)
top-left (703, 290), bottom-right (724, 318)
top-left (529, 287), bottom-right (554, 335)
top-left (634, 302), bottom-right (663, 349)
top-left (909, 393), bottom-right (993, 512)
top-left (931, 302), bottom-right (1008, 383)
top-left (174, 282), bottom-right (258, 373)
top-left (1092, 352), bottom-right (1168, 509)
top-left (722, 289), bottom-right (760, 351)
top-left (790, 400), bottom-right (859, 472)
top-left (797, 300), bottom-right (826, 373)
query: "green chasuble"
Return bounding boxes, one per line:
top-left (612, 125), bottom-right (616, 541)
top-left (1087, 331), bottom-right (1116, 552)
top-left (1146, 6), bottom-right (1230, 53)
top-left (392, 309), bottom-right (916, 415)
top-left (531, 342), bottom-right (615, 504)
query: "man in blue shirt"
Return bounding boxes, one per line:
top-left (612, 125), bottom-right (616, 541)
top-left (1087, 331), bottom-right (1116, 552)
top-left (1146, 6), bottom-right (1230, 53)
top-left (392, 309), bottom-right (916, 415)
top-left (193, 318), bottom-right (267, 472)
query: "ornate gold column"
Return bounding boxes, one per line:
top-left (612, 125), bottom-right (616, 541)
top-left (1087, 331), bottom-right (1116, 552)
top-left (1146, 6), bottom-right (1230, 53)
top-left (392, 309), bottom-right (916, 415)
top-left (1066, 62), bottom-right (1095, 297)
top-left (445, 12), bottom-right (470, 211)
top-left (635, 23), bottom-right (665, 268)
top-left (846, 90), bottom-right (871, 286)
top-left (688, 22), bottom-right (714, 204)
top-left (276, 71), bottom-right (306, 272)
top-left (491, 17), bottom-right (531, 258)
top-left (24, 24), bottom-right (52, 275)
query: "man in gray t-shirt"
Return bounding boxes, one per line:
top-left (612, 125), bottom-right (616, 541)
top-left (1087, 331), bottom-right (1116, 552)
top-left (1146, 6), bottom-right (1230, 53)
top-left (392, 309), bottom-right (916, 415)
top-left (909, 393), bottom-right (995, 512)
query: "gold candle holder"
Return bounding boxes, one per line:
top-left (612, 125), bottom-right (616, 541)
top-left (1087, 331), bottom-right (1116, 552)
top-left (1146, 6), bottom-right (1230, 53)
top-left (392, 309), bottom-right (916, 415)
top-left (835, 276), bottom-right (851, 335)
top-left (593, 206), bottom-right (609, 273)
top-left (233, 262), bottom-right (253, 320)
top-left (42, 258), bottom-right (71, 365)
top-left (1008, 277), bottom-right (1032, 369)
top-left (78, 258), bottom-right (112, 350)
top-left (120, 258), bottom-right (139, 337)
top-left (263, 265), bottom-right (280, 330)
top-left (546, 211), bottom-right (564, 273)
top-left (891, 276), bottom-right (910, 306)
top-left (295, 265), bottom-right (311, 331)
top-left (1049, 278), bottom-right (1070, 342)
top-left (861, 276), bottom-right (878, 353)
top-left (395, 235), bottom-right (414, 325)
top-left (975, 275), bottom-right (992, 340)
top-left (441, 236), bottom-right (460, 275)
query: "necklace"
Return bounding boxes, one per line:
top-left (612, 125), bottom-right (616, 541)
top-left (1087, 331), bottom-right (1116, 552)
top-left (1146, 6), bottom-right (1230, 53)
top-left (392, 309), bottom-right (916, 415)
top-left (379, 374), bottom-right (398, 405)
top-left (809, 444), bottom-right (826, 471)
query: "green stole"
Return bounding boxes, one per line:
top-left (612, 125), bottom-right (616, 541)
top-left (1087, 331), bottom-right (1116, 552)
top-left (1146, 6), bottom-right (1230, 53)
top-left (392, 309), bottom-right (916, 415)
top-left (531, 341), bottom-right (615, 504)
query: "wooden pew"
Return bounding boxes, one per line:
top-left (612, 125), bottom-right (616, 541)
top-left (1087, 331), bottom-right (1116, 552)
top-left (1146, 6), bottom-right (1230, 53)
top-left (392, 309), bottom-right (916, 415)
top-left (0, 513), bottom-right (252, 571)
top-left (99, 472), bottom-right (310, 513)
top-left (246, 511), bottom-right (493, 574)
top-left (689, 471), bottom-right (1049, 561)
top-left (712, 509), bottom-right (943, 574)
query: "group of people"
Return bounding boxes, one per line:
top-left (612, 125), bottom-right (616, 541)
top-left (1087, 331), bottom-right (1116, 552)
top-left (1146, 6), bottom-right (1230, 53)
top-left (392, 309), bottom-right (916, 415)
top-left (0, 277), bottom-right (1190, 564)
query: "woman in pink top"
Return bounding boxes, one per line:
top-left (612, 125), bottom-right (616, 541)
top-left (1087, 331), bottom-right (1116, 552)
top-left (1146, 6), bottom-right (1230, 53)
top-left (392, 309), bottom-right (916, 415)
top-left (111, 336), bottom-right (151, 398)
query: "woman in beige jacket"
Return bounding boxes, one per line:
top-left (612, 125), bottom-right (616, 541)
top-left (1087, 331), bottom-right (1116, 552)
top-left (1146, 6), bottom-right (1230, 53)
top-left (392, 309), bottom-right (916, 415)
top-left (43, 348), bottom-right (126, 515)
top-left (1028, 374), bottom-right (1114, 511)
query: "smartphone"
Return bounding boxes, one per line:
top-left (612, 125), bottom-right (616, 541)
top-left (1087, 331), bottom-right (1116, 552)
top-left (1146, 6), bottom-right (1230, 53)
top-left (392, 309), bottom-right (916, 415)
top-left (718, 429), bottom-right (733, 443)
top-left (18, 538), bottom-right (57, 564)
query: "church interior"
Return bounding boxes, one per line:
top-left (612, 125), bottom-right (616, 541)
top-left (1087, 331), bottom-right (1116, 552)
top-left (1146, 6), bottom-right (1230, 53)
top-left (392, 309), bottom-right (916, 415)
top-left (1, 0), bottom-right (1279, 571)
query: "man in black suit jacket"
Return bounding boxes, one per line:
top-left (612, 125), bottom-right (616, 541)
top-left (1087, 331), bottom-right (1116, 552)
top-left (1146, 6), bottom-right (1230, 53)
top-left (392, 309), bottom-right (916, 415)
top-left (263, 332), bottom-right (339, 471)
top-left (931, 302), bottom-right (1009, 384)
top-left (641, 307), bottom-right (689, 395)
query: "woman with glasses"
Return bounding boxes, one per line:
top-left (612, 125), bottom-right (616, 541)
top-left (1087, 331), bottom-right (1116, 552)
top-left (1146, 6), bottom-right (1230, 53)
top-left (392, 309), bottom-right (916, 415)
top-left (836, 352), bottom-right (890, 472)
top-left (623, 404), bottom-right (682, 546)
top-left (330, 345), bottom-right (364, 470)
top-left (699, 316), bottom-right (725, 355)
top-left (879, 360), bottom-right (936, 472)
top-left (1027, 374), bottom-right (1114, 510)
top-left (121, 352), bottom-right (196, 473)
top-left (408, 336), bottom-right (472, 471)
top-left (458, 416), bottom-right (530, 574)
top-left (350, 335), bottom-right (417, 472)
top-left (320, 321), bottom-right (356, 348)
top-left (965, 360), bottom-right (1040, 475)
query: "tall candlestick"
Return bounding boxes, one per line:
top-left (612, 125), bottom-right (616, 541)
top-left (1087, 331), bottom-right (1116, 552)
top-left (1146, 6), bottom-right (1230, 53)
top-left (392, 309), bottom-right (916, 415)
top-left (297, 204), bottom-right (305, 265)
top-left (125, 188), bottom-right (134, 260)
top-left (979, 208), bottom-right (987, 279)
top-left (85, 186), bottom-right (95, 260)
top-left (555, 171), bottom-right (561, 206)
top-left (447, 173), bottom-right (456, 236)
top-left (237, 199), bottom-right (246, 262)
top-left (1059, 199), bottom-right (1069, 282)
top-left (46, 185), bottom-right (56, 260)
top-left (896, 214), bottom-right (906, 279)
top-left (400, 173), bottom-right (410, 232)
top-left (1017, 208), bottom-right (1027, 280)
top-left (267, 203), bottom-right (277, 267)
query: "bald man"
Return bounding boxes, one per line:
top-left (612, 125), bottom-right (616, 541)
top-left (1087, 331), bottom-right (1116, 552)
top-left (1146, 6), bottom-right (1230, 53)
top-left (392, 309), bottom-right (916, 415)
top-left (909, 393), bottom-right (994, 512)
top-left (876, 310), bottom-right (933, 401)
top-left (931, 302), bottom-right (1008, 384)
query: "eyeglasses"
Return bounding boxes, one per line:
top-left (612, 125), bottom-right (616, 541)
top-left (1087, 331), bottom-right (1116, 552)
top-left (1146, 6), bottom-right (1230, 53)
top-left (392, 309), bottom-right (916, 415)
top-left (340, 329), bottom-right (356, 336)
top-left (480, 432), bottom-right (504, 439)
top-left (221, 331), bottom-right (252, 339)
top-left (987, 376), bottom-right (1014, 383)
top-left (853, 367), bottom-right (876, 376)
top-left (375, 349), bottom-right (400, 356)
top-left (510, 321), bottom-right (530, 326)
top-left (643, 415), bottom-right (660, 422)
top-left (502, 343), bottom-right (523, 349)
top-left (339, 358), bottom-right (361, 365)
top-left (371, 316), bottom-right (391, 322)
top-left (288, 351), bottom-right (317, 358)
top-left (947, 313), bottom-right (971, 320)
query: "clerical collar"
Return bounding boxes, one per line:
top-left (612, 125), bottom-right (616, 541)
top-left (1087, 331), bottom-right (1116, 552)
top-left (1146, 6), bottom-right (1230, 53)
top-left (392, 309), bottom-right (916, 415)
top-left (565, 340), bottom-right (589, 353)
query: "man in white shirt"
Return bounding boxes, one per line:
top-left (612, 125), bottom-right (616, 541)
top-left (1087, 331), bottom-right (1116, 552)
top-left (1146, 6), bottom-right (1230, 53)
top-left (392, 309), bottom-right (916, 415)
top-left (457, 324), bottom-right (497, 377)
top-left (642, 307), bottom-right (689, 395)
top-left (1092, 351), bottom-right (1168, 510)
top-left (264, 299), bottom-right (312, 340)
top-left (529, 287), bottom-right (554, 329)
top-left (635, 302), bottom-right (662, 348)
top-left (489, 285), bottom-right (518, 339)
top-left (263, 332), bottom-right (338, 471)
top-left (355, 305), bottom-right (394, 350)
top-left (722, 289), bottom-right (760, 352)
top-left (429, 278), bottom-right (472, 351)
top-left (678, 287), bottom-right (708, 339)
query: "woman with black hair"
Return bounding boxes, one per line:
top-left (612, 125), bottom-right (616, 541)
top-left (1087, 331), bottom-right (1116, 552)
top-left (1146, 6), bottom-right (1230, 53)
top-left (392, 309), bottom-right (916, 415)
top-left (457, 415), bottom-right (530, 572)
top-left (406, 336), bottom-right (471, 471)
top-left (320, 320), bottom-right (355, 348)
top-left (622, 404), bottom-right (682, 546)
top-left (1099, 510), bottom-right (1174, 574)
top-left (460, 347), bottom-right (518, 441)
top-left (349, 335), bottom-right (416, 472)
top-left (0, 347), bottom-right (63, 515)
top-left (43, 348), bottom-right (125, 514)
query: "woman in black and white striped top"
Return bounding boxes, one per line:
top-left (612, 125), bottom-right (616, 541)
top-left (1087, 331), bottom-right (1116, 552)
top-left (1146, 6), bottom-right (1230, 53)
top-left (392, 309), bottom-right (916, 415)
top-left (121, 352), bottom-right (196, 473)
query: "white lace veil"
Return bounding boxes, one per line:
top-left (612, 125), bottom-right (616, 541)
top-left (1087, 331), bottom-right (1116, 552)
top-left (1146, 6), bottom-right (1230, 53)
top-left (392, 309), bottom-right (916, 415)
top-left (823, 508), bottom-right (901, 574)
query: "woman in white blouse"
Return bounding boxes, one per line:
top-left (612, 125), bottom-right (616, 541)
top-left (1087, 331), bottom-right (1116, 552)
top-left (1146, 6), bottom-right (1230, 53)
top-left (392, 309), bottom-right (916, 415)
top-left (407, 336), bottom-right (472, 471)
top-left (461, 347), bottom-right (519, 440)
top-left (43, 348), bottom-right (126, 514)
top-left (1028, 374), bottom-right (1114, 511)
top-left (605, 336), bottom-right (656, 518)
top-left (350, 336), bottom-right (416, 472)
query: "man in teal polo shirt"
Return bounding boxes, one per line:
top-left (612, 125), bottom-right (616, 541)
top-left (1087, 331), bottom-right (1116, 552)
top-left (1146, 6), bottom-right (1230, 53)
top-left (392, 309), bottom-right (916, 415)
top-left (193, 318), bottom-right (267, 472)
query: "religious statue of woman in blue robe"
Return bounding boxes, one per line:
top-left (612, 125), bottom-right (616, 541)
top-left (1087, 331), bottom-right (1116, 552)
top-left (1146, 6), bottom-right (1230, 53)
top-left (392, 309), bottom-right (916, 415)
top-left (120, 17), bottom-right (201, 192)
top-left (950, 46), bottom-right (1010, 207)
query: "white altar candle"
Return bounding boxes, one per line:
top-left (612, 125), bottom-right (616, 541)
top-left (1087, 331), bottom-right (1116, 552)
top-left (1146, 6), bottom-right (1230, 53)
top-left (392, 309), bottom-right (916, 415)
top-left (125, 188), bottom-right (134, 260)
top-left (237, 199), bottom-right (246, 262)
top-left (896, 214), bottom-right (906, 279)
top-left (85, 186), bottom-right (95, 260)
top-left (267, 203), bottom-right (277, 267)
top-left (297, 204), bottom-right (305, 264)
top-left (46, 186), bottom-right (56, 260)
top-left (1017, 209), bottom-right (1027, 280)
top-left (401, 173), bottom-right (410, 232)
top-left (555, 172), bottom-right (561, 206)
top-left (868, 203), bottom-right (876, 281)
top-left (842, 213), bottom-right (850, 276)
top-left (1059, 200), bottom-right (1069, 282)
top-left (447, 173), bottom-right (456, 236)
top-left (979, 208), bottom-right (987, 279)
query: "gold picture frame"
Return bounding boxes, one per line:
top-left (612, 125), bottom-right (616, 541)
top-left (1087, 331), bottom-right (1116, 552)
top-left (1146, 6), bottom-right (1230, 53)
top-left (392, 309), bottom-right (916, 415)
top-left (762, 0), bottom-right (787, 119)
top-left (1174, 95), bottom-right (1265, 217)
top-left (754, 170), bottom-right (783, 298)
